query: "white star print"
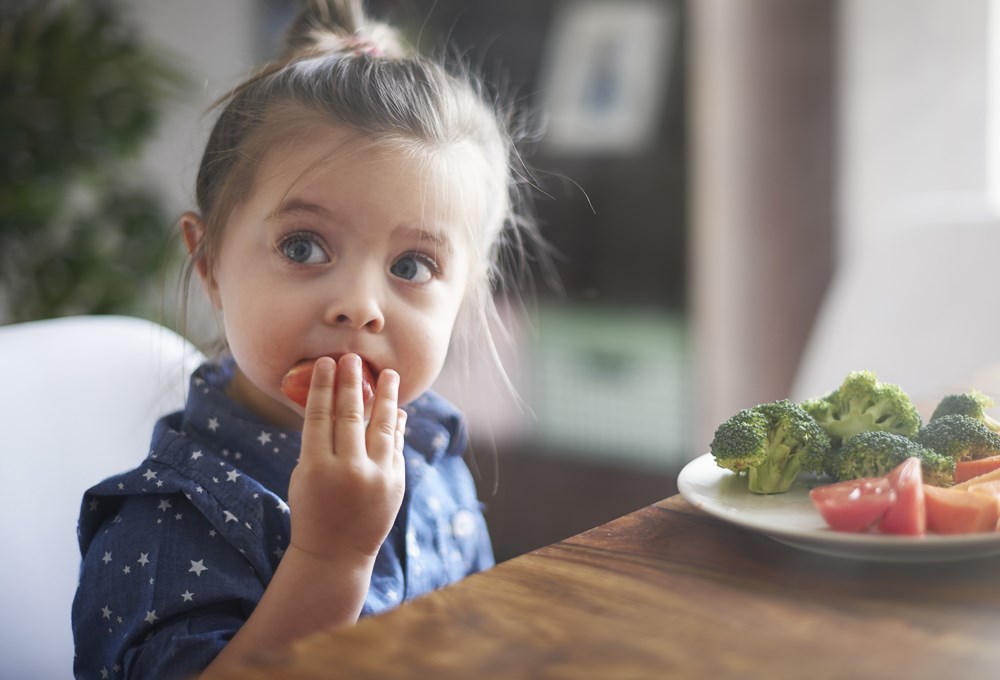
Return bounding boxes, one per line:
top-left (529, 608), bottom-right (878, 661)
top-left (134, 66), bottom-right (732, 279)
top-left (157, 499), bottom-right (172, 512)
top-left (142, 469), bottom-right (157, 481)
top-left (100, 668), bottom-right (109, 679)
top-left (117, 482), bottom-right (125, 490)
top-left (101, 551), bottom-right (112, 565)
top-left (208, 417), bottom-right (220, 431)
top-left (181, 590), bottom-right (194, 602)
top-left (223, 510), bottom-right (238, 523)
top-left (137, 553), bottom-right (150, 567)
top-left (101, 605), bottom-right (112, 619)
top-left (276, 499), bottom-right (290, 514)
top-left (191, 450), bottom-right (203, 460)
top-left (144, 610), bottom-right (159, 625)
top-left (122, 565), bottom-right (131, 575)
top-left (226, 469), bottom-right (241, 483)
top-left (88, 498), bottom-right (98, 511)
top-left (258, 431), bottom-right (272, 446)
top-left (188, 559), bottom-right (207, 576)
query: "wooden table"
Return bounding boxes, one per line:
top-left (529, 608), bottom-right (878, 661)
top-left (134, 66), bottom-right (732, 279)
top-left (208, 495), bottom-right (1000, 679)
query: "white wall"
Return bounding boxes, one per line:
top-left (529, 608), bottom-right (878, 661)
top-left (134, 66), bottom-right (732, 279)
top-left (839, 0), bottom-right (995, 257)
top-left (131, 0), bottom-right (258, 216)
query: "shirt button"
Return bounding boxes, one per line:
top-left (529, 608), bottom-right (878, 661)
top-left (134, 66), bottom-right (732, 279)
top-left (451, 509), bottom-right (477, 539)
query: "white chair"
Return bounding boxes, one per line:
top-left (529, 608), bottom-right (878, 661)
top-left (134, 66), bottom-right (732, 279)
top-left (0, 315), bottom-right (204, 679)
top-left (791, 216), bottom-right (1000, 418)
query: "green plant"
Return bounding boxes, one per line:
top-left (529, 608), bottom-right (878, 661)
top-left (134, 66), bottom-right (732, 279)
top-left (0, 0), bottom-right (187, 322)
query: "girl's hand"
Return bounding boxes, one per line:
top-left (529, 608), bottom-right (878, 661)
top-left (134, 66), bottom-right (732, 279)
top-left (286, 354), bottom-right (406, 565)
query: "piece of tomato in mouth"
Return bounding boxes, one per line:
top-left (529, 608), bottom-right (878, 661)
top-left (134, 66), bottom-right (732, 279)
top-left (280, 358), bottom-right (376, 408)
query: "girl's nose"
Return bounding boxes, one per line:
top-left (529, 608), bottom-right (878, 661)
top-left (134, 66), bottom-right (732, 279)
top-left (323, 286), bottom-right (385, 332)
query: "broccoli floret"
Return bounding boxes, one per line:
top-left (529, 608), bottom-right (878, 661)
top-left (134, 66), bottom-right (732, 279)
top-left (930, 391), bottom-right (1000, 433)
top-left (833, 430), bottom-right (955, 487)
top-left (917, 414), bottom-right (1000, 462)
top-left (800, 370), bottom-right (922, 451)
top-left (710, 399), bottom-right (831, 495)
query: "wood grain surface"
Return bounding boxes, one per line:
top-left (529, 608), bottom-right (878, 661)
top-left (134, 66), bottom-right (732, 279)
top-left (205, 495), bottom-right (1000, 679)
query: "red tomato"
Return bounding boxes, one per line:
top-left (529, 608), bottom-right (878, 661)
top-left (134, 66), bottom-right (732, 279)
top-left (923, 484), bottom-right (1000, 534)
top-left (954, 455), bottom-right (1000, 484)
top-left (878, 457), bottom-right (926, 536)
top-left (280, 358), bottom-right (376, 409)
top-left (809, 477), bottom-right (895, 532)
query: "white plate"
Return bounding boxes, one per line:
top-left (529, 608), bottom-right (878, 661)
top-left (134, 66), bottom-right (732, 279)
top-left (677, 453), bottom-right (1000, 562)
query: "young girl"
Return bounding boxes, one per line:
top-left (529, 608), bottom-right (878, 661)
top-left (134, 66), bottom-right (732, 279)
top-left (72, 1), bottom-right (543, 676)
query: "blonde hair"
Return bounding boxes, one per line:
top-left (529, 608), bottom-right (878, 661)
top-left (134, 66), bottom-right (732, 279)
top-left (188, 0), bottom-right (546, 389)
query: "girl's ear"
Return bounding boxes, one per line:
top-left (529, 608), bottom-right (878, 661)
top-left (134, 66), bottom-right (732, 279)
top-left (180, 212), bottom-right (222, 309)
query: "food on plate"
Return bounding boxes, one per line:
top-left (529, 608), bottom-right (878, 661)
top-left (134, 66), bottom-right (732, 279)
top-left (923, 484), bottom-right (999, 534)
top-left (952, 466), bottom-right (1000, 490)
top-left (832, 430), bottom-right (954, 487)
top-left (808, 477), bottom-right (894, 532)
top-left (710, 399), bottom-right (831, 495)
top-left (916, 414), bottom-right (1000, 463)
top-left (809, 456), bottom-right (1000, 535)
top-left (281, 358), bottom-right (376, 408)
top-left (953, 455), bottom-right (1000, 484)
top-left (800, 370), bottom-right (922, 455)
top-left (878, 457), bottom-right (926, 536)
top-left (809, 457), bottom-right (926, 536)
top-left (710, 369), bottom-right (1000, 500)
top-left (929, 390), bottom-right (1000, 434)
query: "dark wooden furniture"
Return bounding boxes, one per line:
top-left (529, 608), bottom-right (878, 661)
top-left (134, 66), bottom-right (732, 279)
top-left (206, 494), bottom-right (1000, 678)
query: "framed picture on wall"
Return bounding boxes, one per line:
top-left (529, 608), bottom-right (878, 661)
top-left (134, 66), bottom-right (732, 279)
top-left (537, 0), bottom-right (676, 156)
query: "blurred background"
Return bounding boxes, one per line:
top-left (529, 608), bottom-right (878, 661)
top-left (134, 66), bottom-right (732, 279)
top-left (4, 0), bottom-right (1000, 561)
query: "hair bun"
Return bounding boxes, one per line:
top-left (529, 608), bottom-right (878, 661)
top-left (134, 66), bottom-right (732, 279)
top-left (283, 0), bottom-right (408, 60)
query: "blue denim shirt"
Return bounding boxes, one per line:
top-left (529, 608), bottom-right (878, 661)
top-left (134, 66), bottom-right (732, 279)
top-left (72, 359), bottom-right (493, 679)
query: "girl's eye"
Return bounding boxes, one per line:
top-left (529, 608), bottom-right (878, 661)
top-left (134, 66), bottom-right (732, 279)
top-left (390, 254), bottom-right (436, 283)
top-left (278, 233), bottom-right (328, 265)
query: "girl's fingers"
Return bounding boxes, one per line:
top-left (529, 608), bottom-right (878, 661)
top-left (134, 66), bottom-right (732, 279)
top-left (394, 409), bottom-right (407, 468)
top-left (333, 354), bottom-right (367, 460)
top-left (366, 369), bottom-right (400, 466)
top-left (301, 356), bottom-right (336, 464)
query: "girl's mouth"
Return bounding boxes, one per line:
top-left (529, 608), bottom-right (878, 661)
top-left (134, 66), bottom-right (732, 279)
top-left (280, 357), bottom-right (376, 408)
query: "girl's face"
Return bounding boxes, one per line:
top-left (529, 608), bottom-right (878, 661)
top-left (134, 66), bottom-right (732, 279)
top-left (186, 126), bottom-right (475, 429)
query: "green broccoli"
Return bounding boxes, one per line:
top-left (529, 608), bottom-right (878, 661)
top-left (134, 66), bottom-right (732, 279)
top-left (916, 414), bottom-right (1000, 462)
top-left (929, 390), bottom-right (1000, 433)
top-left (710, 399), bottom-right (831, 495)
top-left (800, 370), bottom-right (922, 451)
top-left (832, 430), bottom-right (955, 487)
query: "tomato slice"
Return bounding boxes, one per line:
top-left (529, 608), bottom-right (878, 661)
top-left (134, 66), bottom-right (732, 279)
top-left (954, 455), bottom-right (1000, 484)
top-left (878, 457), bottom-right (926, 536)
top-left (280, 358), bottom-right (376, 408)
top-left (923, 484), bottom-right (1000, 534)
top-left (809, 477), bottom-right (895, 532)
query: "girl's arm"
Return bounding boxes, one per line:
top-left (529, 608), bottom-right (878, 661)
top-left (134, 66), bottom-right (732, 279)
top-left (202, 356), bottom-right (407, 672)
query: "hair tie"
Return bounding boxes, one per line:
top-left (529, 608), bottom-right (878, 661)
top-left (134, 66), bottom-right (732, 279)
top-left (344, 34), bottom-right (381, 57)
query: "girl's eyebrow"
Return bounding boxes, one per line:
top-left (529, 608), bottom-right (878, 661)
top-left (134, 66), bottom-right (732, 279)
top-left (268, 197), bottom-right (453, 253)
top-left (266, 198), bottom-right (335, 221)
top-left (395, 225), bottom-right (453, 255)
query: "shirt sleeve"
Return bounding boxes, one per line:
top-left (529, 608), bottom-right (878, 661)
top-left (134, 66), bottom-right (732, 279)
top-left (73, 491), bottom-right (263, 680)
